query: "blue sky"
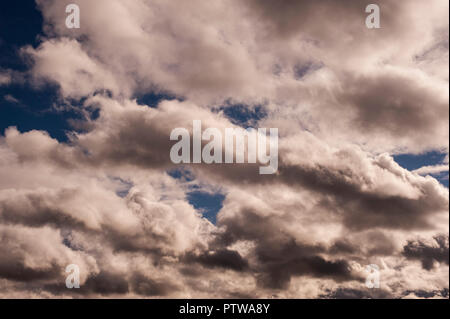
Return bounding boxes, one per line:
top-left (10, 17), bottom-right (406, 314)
top-left (0, 0), bottom-right (74, 141)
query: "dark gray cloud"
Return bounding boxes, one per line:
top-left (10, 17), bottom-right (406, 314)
top-left (403, 288), bottom-right (449, 299)
top-left (245, 0), bottom-right (404, 40)
top-left (77, 106), bottom-right (174, 169)
top-left (337, 72), bottom-right (449, 144)
top-left (0, 190), bottom-right (91, 230)
top-left (214, 210), bottom-right (355, 289)
top-left (204, 161), bottom-right (447, 231)
top-left (278, 164), bottom-right (446, 231)
top-left (319, 287), bottom-right (394, 299)
top-left (0, 261), bottom-right (60, 282)
top-left (403, 234), bottom-right (449, 270)
top-left (43, 271), bottom-right (180, 297)
top-left (184, 249), bottom-right (249, 272)
top-left (329, 240), bottom-right (359, 255)
top-left (130, 273), bottom-right (178, 297)
top-left (83, 271), bottom-right (130, 295)
top-left (255, 244), bottom-right (354, 289)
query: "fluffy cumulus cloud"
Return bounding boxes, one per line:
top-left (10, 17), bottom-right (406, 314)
top-left (0, 0), bottom-right (448, 298)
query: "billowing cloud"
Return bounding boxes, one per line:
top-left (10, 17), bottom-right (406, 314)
top-left (403, 235), bottom-right (449, 270)
top-left (0, 0), bottom-right (448, 298)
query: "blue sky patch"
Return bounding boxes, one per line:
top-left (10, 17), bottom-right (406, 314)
top-left (394, 151), bottom-right (448, 187)
top-left (0, 83), bottom-right (84, 143)
top-left (167, 167), bottom-right (195, 182)
top-left (186, 190), bottom-right (225, 224)
top-left (168, 169), bottom-right (225, 224)
top-left (135, 92), bottom-right (182, 108)
top-left (216, 103), bottom-right (267, 128)
top-left (0, 0), bottom-right (80, 143)
top-left (0, 0), bottom-right (43, 70)
top-left (393, 151), bottom-right (447, 170)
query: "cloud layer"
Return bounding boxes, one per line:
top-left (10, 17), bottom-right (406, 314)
top-left (0, 0), bottom-right (448, 298)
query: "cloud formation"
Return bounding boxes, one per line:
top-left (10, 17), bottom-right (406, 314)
top-left (0, 0), bottom-right (448, 298)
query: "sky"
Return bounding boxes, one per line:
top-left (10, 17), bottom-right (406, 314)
top-left (0, 0), bottom-right (448, 298)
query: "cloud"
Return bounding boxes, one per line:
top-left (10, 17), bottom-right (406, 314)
top-left (24, 39), bottom-right (122, 98)
top-left (413, 165), bottom-right (449, 176)
top-left (184, 249), bottom-right (249, 272)
top-left (0, 224), bottom-right (98, 283)
top-left (0, 72), bottom-right (11, 86)
top-left (0, 0), bottom-right (448, 298)
top-left (3, 94), bottom-right (20, 104)
top-left (0, 69), bottom-right (24, 87)
top-left (403, 234), bottom-right (449, 270)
